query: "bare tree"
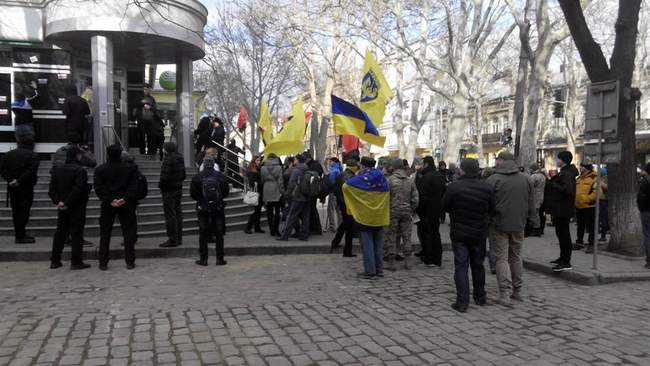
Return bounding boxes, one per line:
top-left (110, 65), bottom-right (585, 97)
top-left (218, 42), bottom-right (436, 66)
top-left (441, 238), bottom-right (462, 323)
top-left (558, 0), bottom-right (643, 255)
top-left (202, 1), bottom-right (300, 154)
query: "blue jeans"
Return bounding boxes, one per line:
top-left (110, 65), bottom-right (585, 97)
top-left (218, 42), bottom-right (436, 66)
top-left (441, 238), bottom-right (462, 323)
top-left (452, 242), bottom-right (486, 305)
top-left (360, 227), bottom-right (384, 275)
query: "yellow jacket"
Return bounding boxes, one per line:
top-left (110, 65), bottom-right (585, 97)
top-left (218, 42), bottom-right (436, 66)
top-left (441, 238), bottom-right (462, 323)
top-left (575, 171), bottom-right (597, 209)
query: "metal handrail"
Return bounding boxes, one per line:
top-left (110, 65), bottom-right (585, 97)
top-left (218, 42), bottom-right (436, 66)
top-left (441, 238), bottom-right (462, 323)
top-left (210, 139), bottom-right (251, 166)
top-left (102, 125), bottom-right (126, 151)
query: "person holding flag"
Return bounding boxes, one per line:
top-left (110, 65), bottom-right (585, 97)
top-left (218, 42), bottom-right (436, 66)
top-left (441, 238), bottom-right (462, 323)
top-left (343, 156), bottom-right (390, 279)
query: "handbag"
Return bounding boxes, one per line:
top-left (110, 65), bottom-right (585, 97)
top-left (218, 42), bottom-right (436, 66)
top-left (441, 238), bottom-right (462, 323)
top-left (243, 182), bottom-right (259, 206)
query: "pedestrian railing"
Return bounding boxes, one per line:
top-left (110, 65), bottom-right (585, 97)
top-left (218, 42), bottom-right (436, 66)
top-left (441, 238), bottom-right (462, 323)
top-left (101, 125), bottom-right (127, 152)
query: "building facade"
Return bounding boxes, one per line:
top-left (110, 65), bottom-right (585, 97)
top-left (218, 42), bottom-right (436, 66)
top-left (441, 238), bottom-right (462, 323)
top-left (0, 0), bottom-right (207, 165)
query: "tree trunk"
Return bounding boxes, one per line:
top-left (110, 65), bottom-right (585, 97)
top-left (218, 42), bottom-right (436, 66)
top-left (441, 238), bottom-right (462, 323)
top-left (475, 99), bottom-right (484, 164)
top-left (520, 44), bottom-right (554, 166)
top-left (443, 94), bottom-right (469, 164)
top-left (513, 45), bottom-right (529, 163)
top-left (559, 0), bottom-right (643, 255)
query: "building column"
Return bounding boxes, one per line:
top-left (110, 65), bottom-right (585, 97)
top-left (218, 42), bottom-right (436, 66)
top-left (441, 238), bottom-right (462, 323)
top-left (91, 35), bottom-right (114, 162)
top-left (176, 54), bottom-right (194, 167)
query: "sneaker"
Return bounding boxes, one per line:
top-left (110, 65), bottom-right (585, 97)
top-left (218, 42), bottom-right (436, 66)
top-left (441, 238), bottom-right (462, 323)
top-left (83, 240), bottom-right (94, 247)
top-left (195, 259), bottom-right (208, 266)
top-left (414, 252), bottom-right (423, 258)
top-left (376, 272), bottom-right (384, 278)
top-left (553, 263), bottom-right (573, 272)
top-left (159, 241), bottom-right (178, 248)
top-left (585, 246), bottom-right (594, 254)
top-left (395, 254), bottom-right (405, 261)
top-left (475, 298), bottom-right (487, 306)
top-left (244, 229), bottom-right (253, 234)
top-left (549, 258), bottom-right (561, 264)
top-left (342, 254), bottom-right (357, 258)
top-left (50, 262), bottom-right (63, 269)
top-left (99, 264), bottom-right (108, 271)
top-left (598, 236), bottom-right (608, 242)
top-left (15, 236), bottom-right (35, 244)
top-left (495, 296), bottom-right (512, 307)
top-left (126, 263), bottom-right (135, 270)
top-left (216, 259), bottom-right (228, 266)
top-left (451, 302), bottom-right (468, 313)
top-left (356, 272), bottom-right (376, 279)
top-left (510, 292), bottom-right (523, 302)
top-left (645, 263), bottom-right (650, 270)
top-left (254, 228), bottom-right (265, 233)
top-left (70, 263), bottom-right (91, 270)
top-left (490, 268), bottom-right (497, 275)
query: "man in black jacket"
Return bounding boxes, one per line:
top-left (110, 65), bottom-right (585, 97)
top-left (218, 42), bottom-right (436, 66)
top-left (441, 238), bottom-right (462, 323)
top-left (416, 156), bottom-right (446, 266)
top-left (62, 85), bottom-right (90, 142)
top-left (544, 151), bottom-right (579, 272)
top-left (159, 142), bottom-right (186, 248)
top-left (194, 114), bottom-right (212, 155)
top-left (638, 163), bottom-right (650, 269)
top-left (443, 158), bottom-right (495, 313)
top-left (0, 138), bottom-right (39, 243)
top-left (49, 146), bottom-right (92, 270)
top-left (191, 156), bottom-right (230, 266)
top-left (331, 158), bottom-right (359, 257)
top-left (94, 144), bottom-right (139, 270)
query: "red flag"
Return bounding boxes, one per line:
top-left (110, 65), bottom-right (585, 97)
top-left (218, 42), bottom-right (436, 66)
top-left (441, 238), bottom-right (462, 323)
top-left (342, 135), bottom-right (361, 153)
top-left (305, 111), bottom-right (313, 124)
top-left (237, 105), bottom-right (248, 131)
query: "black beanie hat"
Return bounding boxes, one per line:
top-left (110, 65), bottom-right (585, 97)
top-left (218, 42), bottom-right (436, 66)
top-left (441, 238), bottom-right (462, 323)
top-left (460, 158), bottom-right (480, 177)
top-left (360, 156), bottom-right (376, 168)
top-left (558, 151), bottom-right (573, 165)
top-left (107, 144), bottom-right (123, 159)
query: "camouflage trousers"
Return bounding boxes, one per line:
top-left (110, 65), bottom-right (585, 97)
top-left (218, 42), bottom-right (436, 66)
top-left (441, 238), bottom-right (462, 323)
top-left (385, 211), bottom-right (414, 258)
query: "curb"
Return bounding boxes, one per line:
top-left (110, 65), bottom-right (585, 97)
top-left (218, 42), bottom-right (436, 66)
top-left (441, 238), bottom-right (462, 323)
top-left (523, 258), bottom-right (650, 285)
top-left (0, 244), bottom-right (333, 262)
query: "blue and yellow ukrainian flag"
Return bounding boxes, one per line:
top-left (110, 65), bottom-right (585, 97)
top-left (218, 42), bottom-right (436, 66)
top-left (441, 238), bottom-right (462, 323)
top-left (342, 168), bottom-right (390, 227)
top-left (332, 94), bottom-right (386, 147)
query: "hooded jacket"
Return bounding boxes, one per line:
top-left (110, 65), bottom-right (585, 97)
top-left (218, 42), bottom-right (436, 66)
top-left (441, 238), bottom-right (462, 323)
top-left (544, 164), bottom-right (579, 218)
top-left (159, 146), bottom-right (186, 193)
top-left (261, 158), bottom-right (284, 203)
top-left (442, 175), bottom-right (495, 243)
top-left (486, 160), bottom-right (532, 232)
top-left (575, 170), bottom-right (597, 209)
top-left (388, 168), bottom-right (419, 215)
top-left (48, 153), bottom-right (91, 208)
top-left (93, 150), bottom-right (139, 205)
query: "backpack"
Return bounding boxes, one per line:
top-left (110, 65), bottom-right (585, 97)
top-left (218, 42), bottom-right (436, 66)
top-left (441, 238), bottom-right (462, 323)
top-left (200, 172), bottom-right (224, 212)
top-left (134, 170), bottom-right (148, 201)
top-left (300, 170), bottom-right (322, 198)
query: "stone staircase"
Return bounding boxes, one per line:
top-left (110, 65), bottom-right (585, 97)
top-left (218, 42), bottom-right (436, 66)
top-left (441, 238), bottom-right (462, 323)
top-left (0, 154), bottom-right (258, 238)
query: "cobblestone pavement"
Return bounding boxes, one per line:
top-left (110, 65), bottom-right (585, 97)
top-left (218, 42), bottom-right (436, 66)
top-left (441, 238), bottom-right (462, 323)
top-left (0, 254), bottom-right (649, 366)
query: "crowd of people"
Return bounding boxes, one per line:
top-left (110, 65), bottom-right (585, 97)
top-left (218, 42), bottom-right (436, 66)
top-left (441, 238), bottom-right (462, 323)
top-left (4, 102), bottom-right (650, 313)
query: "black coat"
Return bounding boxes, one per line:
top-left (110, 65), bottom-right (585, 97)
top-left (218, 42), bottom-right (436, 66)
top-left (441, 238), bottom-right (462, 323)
top-left (49, 161), bottom-right (91, 207)
top-left (159, 152), bottom-right (186, 192)
top-left (190, 169), bottom-right (230, 210)
top-left (544, 164), bottom-right (579, 218)
top-left (638, 175), bottom-right (650, 212)
top-left (415, 166), bottom-right (446, 219)
top-left (94, 158), bottom-right (139, 205)
top-left (62, 95), bottom-right (90, 134)
top-left (335, 168), bottom-right (356, 209)
top-left (195, 116), bottom-right (211, 146)
top-left (0, 147), bottom-right (39, 187)
top-left (442, 176), bottom-right (495, 244)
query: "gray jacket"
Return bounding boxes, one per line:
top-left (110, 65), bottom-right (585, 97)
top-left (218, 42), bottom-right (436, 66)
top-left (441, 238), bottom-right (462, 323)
top-left (286, 163), bottom-right (309, 202)
top-left (261, 158), bottom-right (284, 203)
top-left (486, 160), bottom-right (533, 233)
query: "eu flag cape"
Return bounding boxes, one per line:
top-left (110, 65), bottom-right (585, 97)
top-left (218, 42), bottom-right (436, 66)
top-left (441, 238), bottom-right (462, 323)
top-left (342, 168), bottom-right (390, 227)
top-left (332, 94), bottom-right (386, 147)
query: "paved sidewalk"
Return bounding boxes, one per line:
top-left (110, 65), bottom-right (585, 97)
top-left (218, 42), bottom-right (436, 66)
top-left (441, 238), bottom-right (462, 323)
top-left (2, 222), bottom-right (649, 284)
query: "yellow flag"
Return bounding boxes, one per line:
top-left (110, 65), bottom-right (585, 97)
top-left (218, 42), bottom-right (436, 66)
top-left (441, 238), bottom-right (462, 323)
top-left (359, 49), bottom-right (393, 128)
top-left (263, 99), bottom-right (305, 158)
top-left (258, 100), bottom-right (273, 145)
